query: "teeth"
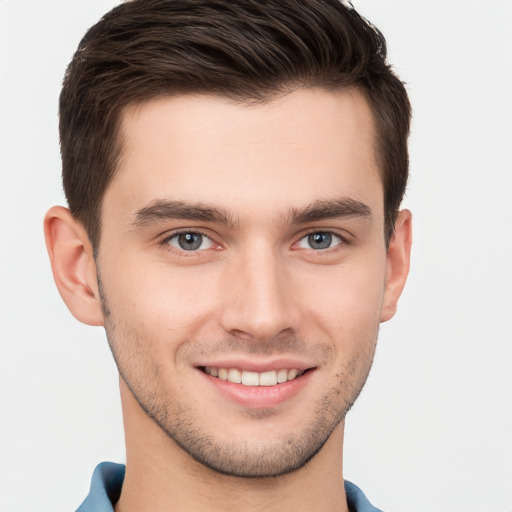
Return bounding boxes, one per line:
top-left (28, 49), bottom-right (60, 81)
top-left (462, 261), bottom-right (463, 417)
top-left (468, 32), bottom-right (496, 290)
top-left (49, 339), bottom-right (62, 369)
top-left (259, 370), bottom-right (277, 386)
top-left (204, 366), bottom-right (304, 386)
top-left (241, 371), bottom-right (259, 386)
top-left (287, 369), bottom-right (298, 380)
top-left (228, 368), bottom-right (242, 384)
top-left (277, 368), bottom-right (288, 383)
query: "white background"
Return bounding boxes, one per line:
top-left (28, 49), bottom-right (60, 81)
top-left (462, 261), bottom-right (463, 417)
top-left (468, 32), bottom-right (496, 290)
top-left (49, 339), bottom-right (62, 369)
top-left (0, 1), bottom-right (511, 511)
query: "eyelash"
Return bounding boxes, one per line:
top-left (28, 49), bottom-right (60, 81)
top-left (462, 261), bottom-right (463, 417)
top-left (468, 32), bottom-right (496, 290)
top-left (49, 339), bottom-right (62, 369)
top-left (159, 229), bottom-right (349, 255)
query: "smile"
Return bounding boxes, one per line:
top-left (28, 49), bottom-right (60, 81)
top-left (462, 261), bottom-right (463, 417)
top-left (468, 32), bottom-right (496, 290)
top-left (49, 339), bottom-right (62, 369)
top-left (203, 367), bottom-right (306, 386)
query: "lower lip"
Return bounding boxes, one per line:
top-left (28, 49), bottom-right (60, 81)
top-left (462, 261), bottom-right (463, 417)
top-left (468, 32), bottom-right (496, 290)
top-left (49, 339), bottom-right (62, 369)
top-left (198, 369), bottom-right (314, 408)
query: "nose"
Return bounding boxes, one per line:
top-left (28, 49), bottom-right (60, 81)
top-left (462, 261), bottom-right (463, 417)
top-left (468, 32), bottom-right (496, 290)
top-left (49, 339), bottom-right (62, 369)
top-left (219, 247), bottom-right (300, 342)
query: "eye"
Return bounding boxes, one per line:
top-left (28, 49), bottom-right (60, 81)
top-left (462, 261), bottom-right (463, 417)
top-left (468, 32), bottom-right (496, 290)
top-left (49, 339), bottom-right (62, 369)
top-left (297, 231), bottom-right (343, 250)
top-left (166, 231), bottom-right (214, 251)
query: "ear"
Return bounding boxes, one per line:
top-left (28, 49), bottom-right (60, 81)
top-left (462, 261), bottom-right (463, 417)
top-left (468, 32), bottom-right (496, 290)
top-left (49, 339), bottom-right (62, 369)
top-left (381, 209), bottom-right (412, 322)
top-left (44, 206), bottom-right (104, 326)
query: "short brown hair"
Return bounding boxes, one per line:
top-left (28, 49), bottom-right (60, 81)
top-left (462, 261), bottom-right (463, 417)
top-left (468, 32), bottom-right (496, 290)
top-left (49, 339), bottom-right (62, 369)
top-left (60, 0), bottom-right (411, 248)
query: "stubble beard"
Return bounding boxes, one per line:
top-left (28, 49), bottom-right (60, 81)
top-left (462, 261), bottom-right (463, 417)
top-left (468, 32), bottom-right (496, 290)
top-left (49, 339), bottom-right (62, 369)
top-left (98, 280), bottom-right (378, 479)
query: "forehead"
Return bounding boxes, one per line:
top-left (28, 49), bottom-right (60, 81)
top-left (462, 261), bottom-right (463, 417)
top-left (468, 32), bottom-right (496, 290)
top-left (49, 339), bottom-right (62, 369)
top-left (105, 88), bottom-right (382, 223)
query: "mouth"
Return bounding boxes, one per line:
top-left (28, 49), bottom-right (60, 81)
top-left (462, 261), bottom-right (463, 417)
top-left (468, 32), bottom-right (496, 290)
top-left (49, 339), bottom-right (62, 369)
top-left (197, 363), bottom-right (316, 408)
top-left (200, 366), bottom-right (310, 387)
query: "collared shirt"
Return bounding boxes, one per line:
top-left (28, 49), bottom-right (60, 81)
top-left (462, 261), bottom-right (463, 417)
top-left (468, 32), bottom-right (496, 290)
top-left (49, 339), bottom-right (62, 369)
top-left (76, 462), bottom-right (384, 512)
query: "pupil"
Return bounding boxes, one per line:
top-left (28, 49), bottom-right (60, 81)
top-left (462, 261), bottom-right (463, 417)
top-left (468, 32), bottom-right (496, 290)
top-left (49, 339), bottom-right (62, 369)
top-left (178, 233), bottom-right (202, 250)
top-left (308, 232), bottom-right (331, 250)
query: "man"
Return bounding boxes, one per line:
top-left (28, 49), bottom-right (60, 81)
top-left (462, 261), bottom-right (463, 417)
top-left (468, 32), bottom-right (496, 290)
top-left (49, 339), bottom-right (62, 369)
top-left (44, 0), bottom-right (412, 510)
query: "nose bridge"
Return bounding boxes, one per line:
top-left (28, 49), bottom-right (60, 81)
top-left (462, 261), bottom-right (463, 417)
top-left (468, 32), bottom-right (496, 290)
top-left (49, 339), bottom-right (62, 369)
top-left (220, 241), bottom-right (298, 341)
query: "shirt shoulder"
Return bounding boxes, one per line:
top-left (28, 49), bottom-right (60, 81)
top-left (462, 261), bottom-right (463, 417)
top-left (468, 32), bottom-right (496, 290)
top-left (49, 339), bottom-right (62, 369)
top-left (345, 480), bottom-right (385, 512)
top-left (75, 462), bottom-right (125, 512)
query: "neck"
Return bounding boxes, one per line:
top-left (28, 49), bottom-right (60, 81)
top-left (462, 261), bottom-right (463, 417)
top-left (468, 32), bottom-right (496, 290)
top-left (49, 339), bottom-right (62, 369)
top-left (115, 378), bottom-right (349, 512)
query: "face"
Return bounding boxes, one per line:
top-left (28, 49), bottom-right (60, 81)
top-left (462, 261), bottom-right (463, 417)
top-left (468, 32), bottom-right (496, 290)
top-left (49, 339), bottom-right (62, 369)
top-left (96, 89), bottom-right (394, 477)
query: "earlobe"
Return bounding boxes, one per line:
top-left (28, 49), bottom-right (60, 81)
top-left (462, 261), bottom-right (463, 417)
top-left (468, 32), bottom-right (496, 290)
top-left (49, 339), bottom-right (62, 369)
top-left (381, 209), bottom-right (412, 323)
top-left (44, 206), bottom-right (104, 326)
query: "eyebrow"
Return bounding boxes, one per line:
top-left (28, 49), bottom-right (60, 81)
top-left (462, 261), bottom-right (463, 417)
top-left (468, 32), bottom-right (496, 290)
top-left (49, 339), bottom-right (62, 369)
top-left (131, 196), bottom-right (372, 229)
top-left (288, 197), bottom-right (373, 224)
top-left (132, 199), bottom-right (237, 228)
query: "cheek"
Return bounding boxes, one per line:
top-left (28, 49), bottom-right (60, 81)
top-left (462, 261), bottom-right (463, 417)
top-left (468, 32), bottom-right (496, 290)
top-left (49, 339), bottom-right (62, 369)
top-left (298, 256), bottom-right (387, 338)
top-left (101, 256), bottom-right (223, 339)
top-left (99, 263), bottom-right (215, 389)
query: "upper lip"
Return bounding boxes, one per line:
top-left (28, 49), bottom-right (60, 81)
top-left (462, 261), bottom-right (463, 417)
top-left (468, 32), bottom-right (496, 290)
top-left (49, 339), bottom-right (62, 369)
top-left (195, 358), bottom-right (316, 373)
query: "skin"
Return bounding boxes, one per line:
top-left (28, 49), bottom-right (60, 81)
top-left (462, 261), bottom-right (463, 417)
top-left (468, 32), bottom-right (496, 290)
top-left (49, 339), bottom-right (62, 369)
top-left (45, 88), bottom-right (412, 512)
